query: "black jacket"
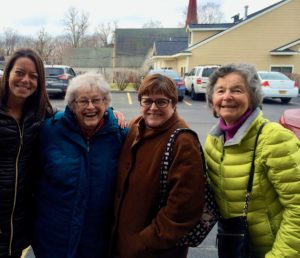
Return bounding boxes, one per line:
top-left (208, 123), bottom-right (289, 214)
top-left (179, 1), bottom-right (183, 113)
top-left (0, 108), bottom-right (42, 257)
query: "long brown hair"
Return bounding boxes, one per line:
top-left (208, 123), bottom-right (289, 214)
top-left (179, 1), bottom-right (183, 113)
top-left (0, 48), bottom-right (54, 119)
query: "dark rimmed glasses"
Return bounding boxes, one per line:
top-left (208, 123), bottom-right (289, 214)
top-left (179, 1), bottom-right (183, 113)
top-left (140, 98), bottom-right (172, 108)
top-left (74, 98), bottom-right (105, 108)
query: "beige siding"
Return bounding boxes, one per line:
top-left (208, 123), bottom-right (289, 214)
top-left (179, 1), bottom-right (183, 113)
top-left (190, 31), bottom-right (221, 45)
top-left (186, 0), bottom-right (300, 73)
top-left (153, 59), bottom-right (177, 70)
top-left (152, 57), bottom-right (189, 77)
top-left (290, 43), bottom-right (300, 52)
top-left (177, 57), bottom-right (189, 76)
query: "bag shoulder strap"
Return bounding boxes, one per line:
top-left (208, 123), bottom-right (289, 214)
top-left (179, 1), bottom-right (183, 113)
top-left (244, 121), bottom-right (267, 214)
top-left (159, 128), bottom-right (201, 209)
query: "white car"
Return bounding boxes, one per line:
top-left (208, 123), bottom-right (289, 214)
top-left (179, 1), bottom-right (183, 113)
top-left (184, 65), bottom-right (219, 100)
top-left (258, 71), bottom-right (298, 104)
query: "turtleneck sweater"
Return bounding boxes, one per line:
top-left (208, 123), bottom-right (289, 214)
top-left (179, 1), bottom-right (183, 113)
top-left (219, 109), bottom-right (253, 141)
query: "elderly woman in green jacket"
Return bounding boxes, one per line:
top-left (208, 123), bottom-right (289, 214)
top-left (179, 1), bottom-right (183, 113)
top-left (204, 63), bottom-right (300, 258)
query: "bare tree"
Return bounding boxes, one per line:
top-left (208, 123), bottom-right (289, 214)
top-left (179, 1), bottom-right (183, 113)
top-left (94, 21), bottom-right (118, 47)
top-left (182, 2), bottom-right (225, 24)
top-left (51, 35), bottom-right (72, 64)
top-left (63, 7), bottom-right (89, 48)
top-left (16, 35), bottom-right (35, 49)
top-left (2, 28), bottom-right (20, 56)
top-left (198, 2), bottom-right (224, 23)
top-left (142, 20), bottom-right (163, 28)
top-left (33, 28), bottom-right (55, 63)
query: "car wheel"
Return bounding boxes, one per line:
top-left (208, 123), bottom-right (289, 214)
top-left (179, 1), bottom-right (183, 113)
top-left (178, 96), bottom-right (184, 102)
top-left (281, 98), bottom-right (291, 104)
top-left (191, 86), bottom-right (200, 100)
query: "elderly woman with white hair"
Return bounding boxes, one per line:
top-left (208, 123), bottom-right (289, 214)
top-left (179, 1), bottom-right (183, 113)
top-left (32, 73), bottom-right (128, 258)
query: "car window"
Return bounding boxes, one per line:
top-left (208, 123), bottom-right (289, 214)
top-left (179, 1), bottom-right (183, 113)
top-left (45, 68), bottom-right (64, 76)
top-left (259, 72), bottom-right (290, 80)
top-left (189, 68), bottom-right (195, 76)
top-left (202, 67), bottom-right (218, 77)
top-left (67, 68), bottom-right (76, 76)
top-left (195, 68), bottom-right (202, 76)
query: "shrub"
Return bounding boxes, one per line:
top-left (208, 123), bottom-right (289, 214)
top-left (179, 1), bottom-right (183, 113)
top-left (114, 70), bottom-right (129, 91)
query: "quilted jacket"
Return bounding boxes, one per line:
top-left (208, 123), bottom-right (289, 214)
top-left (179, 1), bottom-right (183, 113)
top-left (32, 107), bottom-right (127, 258)
top-left (0, 108), bottom-right (41, 257)
top-left (204, 108), bottom-right (300, 258)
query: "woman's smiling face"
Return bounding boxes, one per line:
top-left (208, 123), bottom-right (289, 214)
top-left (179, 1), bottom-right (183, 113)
top-left (212, 72), bottom-right (251, 125)
top-left (73, 86), bottom-right (108, 133)
top-left (8, 57), bottom-right (38, 102)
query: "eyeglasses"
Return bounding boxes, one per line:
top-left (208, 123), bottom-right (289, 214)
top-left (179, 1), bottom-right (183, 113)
top-left (74, 98), bottom-right (105, 108)
top-left (140, 98), bottom-right (172, 108)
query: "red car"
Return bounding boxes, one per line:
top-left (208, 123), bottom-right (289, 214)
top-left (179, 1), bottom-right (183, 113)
top-left (279, 108), bottom-right (300, 140)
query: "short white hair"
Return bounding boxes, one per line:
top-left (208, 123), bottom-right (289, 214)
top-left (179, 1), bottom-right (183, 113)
top-left (65, 72), bottom-right (112, 110)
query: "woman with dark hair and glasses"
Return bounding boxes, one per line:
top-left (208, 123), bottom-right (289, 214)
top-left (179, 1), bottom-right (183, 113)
top-left (111, 73), bottom-right (205, 258)
top-left (32, 72), bottom-right (127, 258)
top-left (0, 48), bottom-right (53, 258)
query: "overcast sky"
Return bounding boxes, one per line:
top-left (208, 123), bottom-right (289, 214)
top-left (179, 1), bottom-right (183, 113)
top-left (0, 0), bottom-right (280, 36)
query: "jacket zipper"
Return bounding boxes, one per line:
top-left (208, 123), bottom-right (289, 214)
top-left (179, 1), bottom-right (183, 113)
top-left (87, 139), bottom-right (90, 152)
top-left (220, 146), bottom-right (229, 214)
top-left (9, 122), bottom-right (24, 256)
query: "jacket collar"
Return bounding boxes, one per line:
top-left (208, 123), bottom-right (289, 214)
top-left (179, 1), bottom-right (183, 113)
top-left (209, 107), bottom-right (262, 146)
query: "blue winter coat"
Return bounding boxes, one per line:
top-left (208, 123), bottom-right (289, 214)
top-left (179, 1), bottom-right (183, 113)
top-left (32, 107), bottom-right (127, 258)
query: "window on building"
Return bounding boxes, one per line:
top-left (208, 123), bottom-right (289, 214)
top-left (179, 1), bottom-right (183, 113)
top-left (270, 66), bottom-right (293, 74)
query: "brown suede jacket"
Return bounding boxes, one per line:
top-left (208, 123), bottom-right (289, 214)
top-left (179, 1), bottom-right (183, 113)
top-left (111, 112), bottom-right (205, 258)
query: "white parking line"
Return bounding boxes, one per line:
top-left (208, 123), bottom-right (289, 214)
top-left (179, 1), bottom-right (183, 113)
top-left (127, 92), bottom-right (132, 105)
top-left (183, 100), bottom-right (192, 106)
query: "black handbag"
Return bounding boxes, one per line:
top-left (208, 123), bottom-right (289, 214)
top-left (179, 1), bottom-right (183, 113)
top-left (159, 128), bottom-right (219, 247)
top-left (217, 122), bottom-right (267, 258)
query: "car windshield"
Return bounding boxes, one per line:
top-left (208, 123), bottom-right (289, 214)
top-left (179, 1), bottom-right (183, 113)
top-left (150, 70), bottom-right (179, 79)
top-left (45, 68), bottom-right (64, 76)
top-left (163, 71), bottom-right (179, 79)
top-left (259, 72), bottom-right (290, 80)
top-left (202, 67), bottom-right (218, 77)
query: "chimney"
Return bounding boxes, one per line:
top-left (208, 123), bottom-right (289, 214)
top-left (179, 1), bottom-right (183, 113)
top-left (231, 14), bottom-right (240, 23)
top-left (244, 5), bottom-right (249, 19)
top-left (186, 0), bottom-right (198, 27)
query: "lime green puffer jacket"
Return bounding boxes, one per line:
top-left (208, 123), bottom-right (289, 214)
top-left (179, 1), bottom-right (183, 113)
top-left (204, 108), bottom-right (300, 258)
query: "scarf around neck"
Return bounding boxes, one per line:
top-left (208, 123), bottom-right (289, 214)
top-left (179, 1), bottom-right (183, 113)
top-left (219, 109), bottom-right (253, 141)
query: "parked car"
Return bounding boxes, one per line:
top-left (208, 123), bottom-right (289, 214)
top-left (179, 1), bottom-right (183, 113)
top-left (184, 65), bottom-right (220, 100)
top-left (45, 65), bottom-right (77, 98)
top-left (258, 71), bottom-right (298, 104)
top-left (279, 108), bottom-right (300, 140)
top-left (147, 69), bottom-right (186, 101)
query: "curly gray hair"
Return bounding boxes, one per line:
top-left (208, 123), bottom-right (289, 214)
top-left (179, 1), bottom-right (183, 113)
top-left (206, 63), bottom-right (263, 117)
top-left (65, 72), bottom-right (112, 110)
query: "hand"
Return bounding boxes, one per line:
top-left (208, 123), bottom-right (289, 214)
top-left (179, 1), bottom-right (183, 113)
top-left (113, 110), bottom-right (127, 129)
